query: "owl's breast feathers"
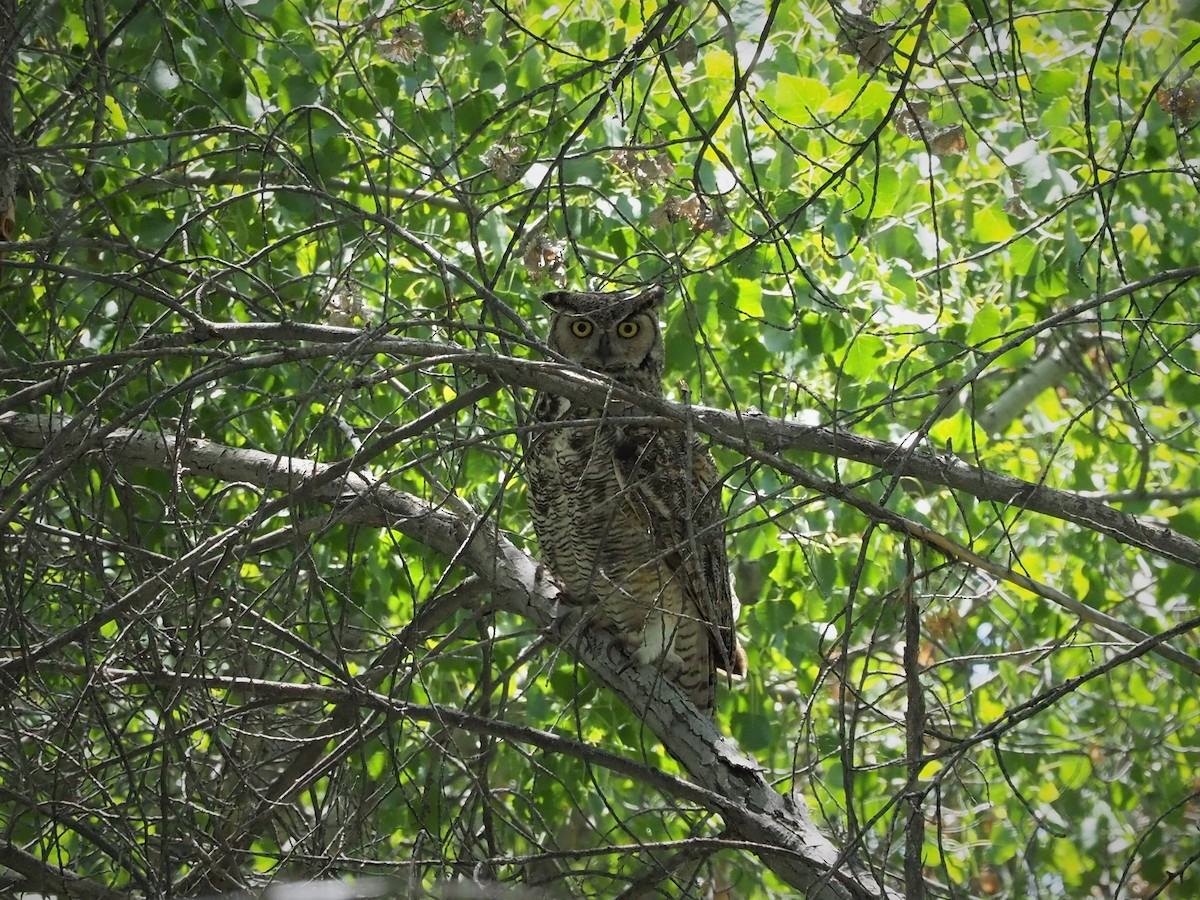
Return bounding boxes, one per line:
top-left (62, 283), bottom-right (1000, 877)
top-left (526, 398), bottom-right (743, 714)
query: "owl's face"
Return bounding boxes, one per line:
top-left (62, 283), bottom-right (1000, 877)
top-left (542, 286), bottom-right (665, 391)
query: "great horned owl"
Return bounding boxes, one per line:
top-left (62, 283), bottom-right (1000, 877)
top-left (525, 284), bottom-right (745, 716)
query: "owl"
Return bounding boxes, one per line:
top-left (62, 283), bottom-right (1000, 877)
top-left (525, 284), bottom-right (745, 716)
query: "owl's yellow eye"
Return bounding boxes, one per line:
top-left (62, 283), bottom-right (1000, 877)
top-left (616, 320), bottom-right (640, 338)
top-left (570, 320), bottom-right (593, 338)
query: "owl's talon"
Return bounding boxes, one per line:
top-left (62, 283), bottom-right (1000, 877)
top-left (631, 643), bottom-right (655, 666)
top-left (632, 642), bottom-right (684, 671)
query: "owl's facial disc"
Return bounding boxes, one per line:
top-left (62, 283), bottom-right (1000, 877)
top-left (586, 332), bottom-right (618, 368)
top-left (548, 304), bottom-right (660, 390)
top-left (596, 317), bottom-right (648, 371)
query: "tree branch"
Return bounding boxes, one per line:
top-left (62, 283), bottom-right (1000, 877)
top-left (9, 316), bottom-right (1196, 573)
top-left (0, 411), bottom-right (894, 900)
top-left (0, 843), bottom-right (126, 900)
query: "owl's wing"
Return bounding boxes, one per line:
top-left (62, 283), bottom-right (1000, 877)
top-left (684, 436), bottom-right (745, 678)
top-left (612, 429), bottom-right (744, 699)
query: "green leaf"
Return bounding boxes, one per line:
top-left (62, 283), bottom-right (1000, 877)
top-left (566, 19), bottom-right (607, 51)
top-left (770, 74), bottom-right (830, 123)
top-left (842, 333), bottom-right (886, 380)
top-left (972, 204), bottom-right (1017, 243)
top-left (965, 301), bottom-right (1003, 347)
top-left (734, 278), bottom-right (764, 318)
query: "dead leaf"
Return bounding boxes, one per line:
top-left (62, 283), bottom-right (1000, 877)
top-left (521, 232), bottom-right (566, 285)
top-left (649, 193), bottom-right (729, 234)
top-left (608, 148), bottom-right (674, 186)
top-left (1003, 195), bottom-right (1036, 220)
top-left (444, 3), bottom-right (484, 40)
top-left (926, 609), bottom-right (962, 639)
top-left (894, 100), bottom-right (931, 140)
top-left (894, 100), bottom-right (968, 155)
top-left (836, 11), bottom-right (897, 75)
top-left (1157, 80), bottom-right (1200, 125)
top-left (375, 23), bottom-right (425, 64)
top-left (323, 288), bottom-right (368, 327)
top-left (927, 123), bottom-right (967, 156)
top-left (482, 142), bottom-right (523, 181)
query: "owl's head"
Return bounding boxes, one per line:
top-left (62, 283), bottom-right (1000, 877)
top-left (541, 285), bottom-right (666, 392)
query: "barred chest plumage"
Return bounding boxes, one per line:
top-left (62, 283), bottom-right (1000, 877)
top-left (527, 410), bottom-right (640, 600)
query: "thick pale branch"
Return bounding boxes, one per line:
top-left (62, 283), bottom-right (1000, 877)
top-left (15, 317), bottom-right (1195, 572)
top-left (0, 412), bottom-right (894, 900)
top-left (6, 341), bottom-right (1198, 672)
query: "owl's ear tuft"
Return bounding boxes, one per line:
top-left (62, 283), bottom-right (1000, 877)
top-left (542, 285), bottom-right (665, 315)
top-left (625, 284), bottom-right (666, 315)
top-left (540, 291), bottom-right (569, 311)
top-left (541, 290), bottom-right (587, 313)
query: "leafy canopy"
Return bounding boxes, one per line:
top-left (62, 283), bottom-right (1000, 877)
top-left (1, 0), bottom-right (1198, 897)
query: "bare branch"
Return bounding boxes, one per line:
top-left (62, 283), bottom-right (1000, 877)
top-left (0, 411), bottom-right (894, 899)
top-left (9, 316), bottom-right (1199, 572)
